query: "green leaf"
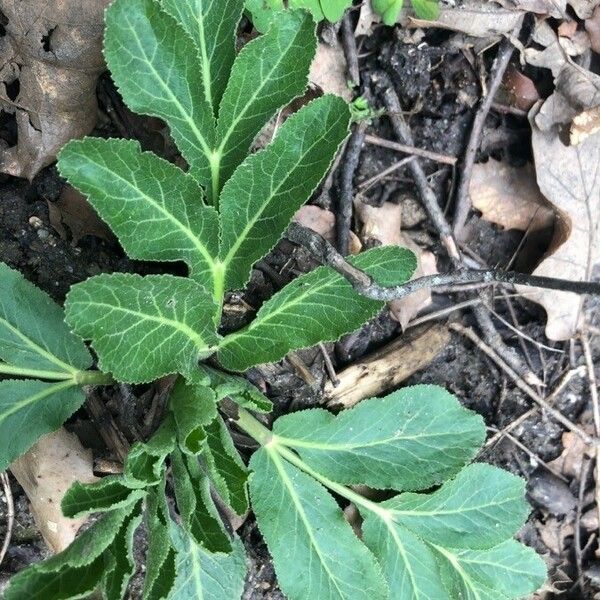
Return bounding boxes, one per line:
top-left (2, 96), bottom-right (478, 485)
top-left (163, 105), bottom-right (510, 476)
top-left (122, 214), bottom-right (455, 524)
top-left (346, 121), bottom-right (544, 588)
top-left (3, 505), bottom-right (137, 600)
top-left (362, 518), bottom-right (449, 600)
top-left (434, 540), bottom-right (547, 600)
top-left (249, 446), bottom-right (389, 600)
top-left (204, 415), bottom-right (249, 515)
top-left (58, 138), bottom-right (220, 295)
top-left (102, 505), bottom-right (144, 600)
top-left (410, 0), bottom-right (439, 20)
top-left (217, 246), bottom-right (417, 371)
top-left (160, 0), bottom-right (244, 112)
top-left (169, 524), bottom-right (247, 600)
top-left (170, 378), bottom-right (218, 454)
top-left (0, 380), bottom-right (84, 472)
top-left (62, 477), bottom-right (146, 518)
top-left (171, 447), bottom-right (232, 552)
top-left (65, 274), bottom-right (219, 383)
top-left (371, 0), bottom-right (403, 25)
top-left (104, 0), bottom-right (216, 189)
top-left (218, 95), bottom-right (351, 290)
top-left (384, 463), bottom-right (530, 549)
top-left (319, 0), bottom-right (352, 21)
top-left (0, 262), bottom-right (91, 377)
top-left (198, 365), bottom-right (273, 412)
top-left (245, 0), bottom-right (353, 30)
top-left (272, 386), bottom-right (485, 491)
top-left (214, 10), bottom-right (316, 194)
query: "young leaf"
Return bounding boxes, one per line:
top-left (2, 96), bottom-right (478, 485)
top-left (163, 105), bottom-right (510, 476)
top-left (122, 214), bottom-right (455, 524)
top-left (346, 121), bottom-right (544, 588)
top-left (217, 246), bottom-right (417, 371)
top-left (204, 415), bottom-right (249, 515)
top-left (214, 10), bottom-right (316, 194)
top-left (65, 274), bottom-right (219, 383)
top-left (410, 0), bottom-right (440, 19)
top-left (434, 540), bottom-right (547, 600)
top-left (272, 386), bottom-right (486, 491)
top-left (104, 0), bottom-right (216, 189)
top-left (171, 447), bottom-right (232, 553)
top-left (371, 0), bottom-right (403, 25)
top-left (384, 463), bottom-right (530, 549)
top-left (0, 262), bottom-right (91, 377)
top-left (218, 95), bottom-right (351, 290)
top-left (169, 524), bottom-right (247, 600)
top-left (3, 504), bottom-right (138, 600)
top-left (170, 378), bottom-right (218, 454)
top-left (319, 0), bottom-right (352, 21)
top-left (58, 138), bottom-right (220, 295)
top-left (250, 446), bottom-right (389, 600)
top-left (160, 0), bottom-right (245, 113)
top-left (0, 380), bottom-right (84, 472)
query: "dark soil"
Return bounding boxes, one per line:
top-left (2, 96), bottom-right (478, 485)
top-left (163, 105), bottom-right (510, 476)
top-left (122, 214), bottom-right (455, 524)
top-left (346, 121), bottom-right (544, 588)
top-left (1, 12), bottom-right (600, 600)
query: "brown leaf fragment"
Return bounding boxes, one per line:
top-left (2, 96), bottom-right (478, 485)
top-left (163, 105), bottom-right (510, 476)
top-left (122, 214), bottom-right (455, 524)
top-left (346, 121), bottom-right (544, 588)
top-left (0, 0), bottom-right (111, 180)
top-left (503, 66), bottom-right (541, 111)
top-left (548, 430), bottom-right (594, 479)
top-left (9, 428), bottom-right (97, 553)
top-left (502, 0), bottom-right (566, 18)
top-left (48, 184), bottom-right (114, 245)
top-left (310, 39), bottom-right (353, 101)
top-left (470, 159), bottom-right (555, 232)
top-left (570, 0), bottom-right (600, 19)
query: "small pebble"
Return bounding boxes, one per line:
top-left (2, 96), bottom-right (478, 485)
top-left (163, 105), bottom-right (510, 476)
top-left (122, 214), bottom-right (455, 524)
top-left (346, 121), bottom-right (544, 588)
top-left (28, 216), bottom-right (43, 229)
top-left (37, 229), bottom-right (49, 240)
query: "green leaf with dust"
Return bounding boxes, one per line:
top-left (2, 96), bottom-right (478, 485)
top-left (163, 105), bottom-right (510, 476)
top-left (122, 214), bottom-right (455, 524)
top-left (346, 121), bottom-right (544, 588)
top-left (65, 274), bottom-right (219, 383)
top-left (205, 415), bottom-right (249, 515)
top-left (3, 504), bottom-right (138, 600)
top-left (170, 378), bottom-right (218, 454)
top-left (273, 386), bottom-right (485, 491)
top-left (218, 95), bottom-right (350, 290)
top-left (160, 0), bottom-right (244, 112)
top-left (435, 540), bottom-right (547, 600)
top-left (0, 380), bottom-right (85, 472)
top-left (217, 246), bottom-right (416, 371)
top-left (214, 10), bottom-right (316, 193)
top-left (171, 447), bottom-right (232, 553)
top-left (381, 463), bottom-right (530, 549)
top-left (198, 365), bottom-right (273, 412)
top-left (169, 524), bottom-right (247, 600)
top-left (58, 139), bottom-right (219, 294)
top-left (0, 262), bottom-right (91, 376)
top-left (104, 0), bottom-right (216, 189)
top-left (250, 446), bottom-right (388, 600)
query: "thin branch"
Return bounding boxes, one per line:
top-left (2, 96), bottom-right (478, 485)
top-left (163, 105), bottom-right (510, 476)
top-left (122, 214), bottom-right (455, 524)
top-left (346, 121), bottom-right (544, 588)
top-left (341, 13), bottom-right (360, 87)
top-left (0, 472), bottom-right (14, 567)
top-left (364, 134), bottom-right (457, 166)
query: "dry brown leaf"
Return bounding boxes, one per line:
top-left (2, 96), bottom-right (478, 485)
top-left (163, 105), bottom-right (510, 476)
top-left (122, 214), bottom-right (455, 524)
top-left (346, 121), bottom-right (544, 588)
top-left (503, 66), bottom-right (541, 111)
top-left (310, 39), bottom-right (353, 101)
top-left (569, 0), bottom-right (600, 18)
top-left (355, 1), bottom-right (381, 37)
top-left (354, 200), bottom-right (436, 328)
top-left (470, 159), bottom-right (555, 232)
top-left (586, 5), bottom-right (600, 53)
top-left (0, 0), bottom-right (110, 180)
top-left (9, 428), bottom-right (97, 553)
top-left (501, 0), bottom-right (566, 18)
top-left (548, 431), bottom-right (594, 479)
top-left (519, 112), bottom-right (600, 341)
top-left (293, 205), bottom-right (362, 254)
top-left (48, 184), bottom-right (115, 245)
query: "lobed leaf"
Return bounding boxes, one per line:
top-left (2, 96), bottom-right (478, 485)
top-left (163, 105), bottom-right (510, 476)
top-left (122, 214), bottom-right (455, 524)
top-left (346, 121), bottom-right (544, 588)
top-left (0, 380), bottom-right (85, 472)
top-left (0, 262), bottom-right (91, 376)
top-left (160, 0), bottom-right (244, 113)
top-left (214, 10), bottom-right (316, 195)
top-left (217, 246), bottom-right (417, 371)
top-left (65, 274), bottom-right (219, 383)
top-left (273, 386), bottom-right (486, 491)
top-left (58, 138), bottom-right (219, 295)
top-left (250, 446), bottom-right (389, 600)
top-left (104, 0), bottom-right (216, 188)
top-left (218, 95), bottom-right (351, 290)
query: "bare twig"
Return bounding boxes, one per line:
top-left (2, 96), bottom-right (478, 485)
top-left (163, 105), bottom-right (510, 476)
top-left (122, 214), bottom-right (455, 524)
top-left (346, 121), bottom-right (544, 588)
top-left (364, 134), bottom-right (457, 166)
top-left (338, 121), bottom-right (367, 255)
top-left (358, 155), bottom-right (416, 191)
top-left (318, 343), bottom-right (340, 387)
top-left (341, 13), bottom-right (360, 87)
top-left (452, 34), bottom-right (518, 237)
top-left (0, 471), bottom-right (14, 567)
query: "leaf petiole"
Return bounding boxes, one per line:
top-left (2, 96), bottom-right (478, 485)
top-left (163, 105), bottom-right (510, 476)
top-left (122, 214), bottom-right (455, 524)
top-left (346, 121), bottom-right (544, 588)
top-left (0, 362), bottom-right (113, 386)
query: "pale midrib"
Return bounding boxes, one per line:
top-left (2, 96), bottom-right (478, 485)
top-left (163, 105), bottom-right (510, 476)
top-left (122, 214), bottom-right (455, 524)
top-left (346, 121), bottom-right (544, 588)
top-left (220, 113), bottom-right (336, 270)
top-left (391, 497), bottom-right (517, 518)
top-left (385, 522), bottom-right (421, 599)
top-left (432, 545), bottom-right (481, 600)
top-left (190, 546), bottom-right (205, 600)
top-left (0, 380), bottom-right (76, 424)
top-left (77, 301), bottom-right (211, 351)
top-left (0, 316), bottom-right (77, 375)
top-left (85, 157), bottom-right (217, 273)
top-left (268, 448), bottom-right (348, 599)
top-left (194, 0), bottom-right (214, 113)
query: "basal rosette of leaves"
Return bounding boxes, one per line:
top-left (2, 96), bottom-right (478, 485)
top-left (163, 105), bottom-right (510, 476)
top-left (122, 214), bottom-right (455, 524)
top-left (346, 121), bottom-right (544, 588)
top-left (1, 0), bottom-right (546, 598)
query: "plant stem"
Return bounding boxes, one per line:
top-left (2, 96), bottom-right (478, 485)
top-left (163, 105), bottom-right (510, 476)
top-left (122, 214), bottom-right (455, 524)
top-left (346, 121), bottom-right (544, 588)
top-left (0, 363), bottom-right (73, 381)
top-left (75, 370), bottom-right (115, 386)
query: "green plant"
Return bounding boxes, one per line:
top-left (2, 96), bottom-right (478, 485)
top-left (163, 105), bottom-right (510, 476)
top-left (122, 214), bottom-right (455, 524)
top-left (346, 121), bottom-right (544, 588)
top-left (1, 1), bottom-right (545, 598)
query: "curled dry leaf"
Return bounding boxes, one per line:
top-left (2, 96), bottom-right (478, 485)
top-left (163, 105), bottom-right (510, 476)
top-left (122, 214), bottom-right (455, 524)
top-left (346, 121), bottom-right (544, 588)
top-left (519, 111), bottom-right (600, 341)
top-left (470, 159), bottom-right (555, 232)
top-left (0, 0), bottom-right (110, 180)
top-left (310, 38), bottom-right (353, 101)
top-left (501, 0), bottom-right (566, 18)
top-left (9, 428), bottom-right (97, 553)
top-left (354, 199), bottom-right (436, 328)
